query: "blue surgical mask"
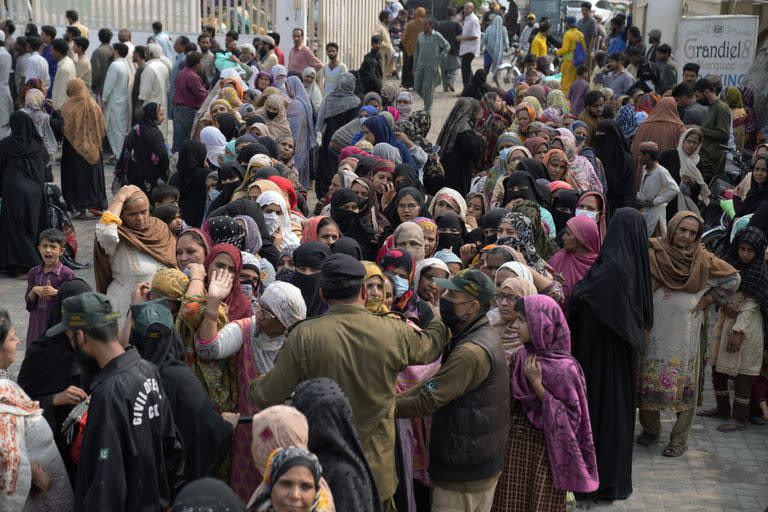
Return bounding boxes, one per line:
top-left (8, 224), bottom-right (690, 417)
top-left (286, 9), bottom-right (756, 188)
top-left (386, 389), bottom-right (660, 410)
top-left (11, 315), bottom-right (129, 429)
top-left (392, 275), bottom-right (409, 298)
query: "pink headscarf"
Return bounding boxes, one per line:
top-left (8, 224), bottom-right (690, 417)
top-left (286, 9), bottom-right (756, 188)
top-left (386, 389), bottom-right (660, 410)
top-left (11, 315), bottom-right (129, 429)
top-left (548, 216), bottom-right (601, 307)
top-left (511, 295), bottom-right (599, 493)
top-left (338, 146), bottom-right (372, 162)
top-left (577, 191), bottom-right (608, 241)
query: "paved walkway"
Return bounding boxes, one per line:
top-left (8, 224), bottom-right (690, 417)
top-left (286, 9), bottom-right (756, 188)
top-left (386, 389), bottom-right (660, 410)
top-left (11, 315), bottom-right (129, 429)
top-left (1, 81), bottom-right (767, 512)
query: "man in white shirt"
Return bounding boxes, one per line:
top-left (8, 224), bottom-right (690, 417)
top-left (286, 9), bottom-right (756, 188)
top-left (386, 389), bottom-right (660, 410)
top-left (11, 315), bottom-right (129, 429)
top-left (519, 13), bottom-right (537, 53)
top-left (152, 21), bottom-right (175, 62)
top-left (139, 43), bottom-right (170, 138)
top-left (636, 141), bottom-right (680, 237)
top-left (24, 36), bottom-right (50, 89)
top-left (103, 43), bottom-right (132, 159)
top-left (0, 31), bottom-right (13, 137)
top-left (457, 2), bottom-right (481, 88)
top-left (321, 42), bottom-right (347, 95)
top-left (72, 36), bottom-right (91, 91)
top-left (50, 38), bottom-right (76, 109)
top-left (13, 36), bottom-right (30, 94)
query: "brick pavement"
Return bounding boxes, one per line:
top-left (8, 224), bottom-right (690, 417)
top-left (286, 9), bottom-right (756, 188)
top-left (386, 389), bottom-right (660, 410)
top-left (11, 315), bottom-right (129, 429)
top-left (1, 79), bottom-right (767, 512)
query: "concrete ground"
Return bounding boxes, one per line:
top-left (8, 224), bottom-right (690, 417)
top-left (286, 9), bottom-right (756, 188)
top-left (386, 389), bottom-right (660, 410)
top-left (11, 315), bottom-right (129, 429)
top-left (1, 77), bottom-right (767, 512)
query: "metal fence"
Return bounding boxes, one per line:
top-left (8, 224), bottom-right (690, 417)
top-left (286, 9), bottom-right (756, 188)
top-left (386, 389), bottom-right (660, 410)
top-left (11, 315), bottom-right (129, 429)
top-left (310, 0), bottom-right (381, 70)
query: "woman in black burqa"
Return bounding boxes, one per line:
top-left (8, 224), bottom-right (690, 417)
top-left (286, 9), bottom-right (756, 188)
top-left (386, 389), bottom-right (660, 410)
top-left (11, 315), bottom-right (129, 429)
top-left (0, 111), bottom-right (49, 274)
top-left (568, 208), bottom-right (653, 501)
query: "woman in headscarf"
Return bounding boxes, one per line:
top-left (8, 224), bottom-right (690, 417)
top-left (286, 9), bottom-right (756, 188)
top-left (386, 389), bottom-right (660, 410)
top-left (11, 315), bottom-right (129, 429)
top-left (362, 116), bottom-right (417, 167)
top-left (0, 378), bottom-right (74, 511)
top-left (21, 88), bottom-right (59, 172)
top-left (630, 97), bottom-right (685, 190)
top-left (616, 103), bottom-right (638, 145)
top-left (200, 125), bottom-right (228, 170)
top-left (197, 279), bottom-right (306, 500)
top-left (289, 241), bottom-right (331, 318)
top-left (170, 140), bottom-right (211, 227)
top-left (330, 188), bottom-right (379, 260)
top-left (435, 211), bottom-right (467, 256)
top-left (548, 215), bottom-right (601, 309)
top-left (480, 92), bottom-right (514, 169)
top-left (260, 95), bottom-right (292, 141)
top-left (207, 162), bottom-right (244, 214)
top-left (257, 191), bottom-right (300, 251)
top-left (401, 7), bottom-right (427, 89)
top-left (659, 127), bottom-right (709, 221)
top-left (493, 294), bottom-right (598, 511)
top-left (510, 200), bottom-right (558, 259)
top-left (250, 446), bottom-right (326, 511)
top-left (215, 112), bottom-right (242, 141)
top-left (17, 278), bottom-right (92, 481)
top-left (575, 190), bottom-right (609, 240)
top-left (316, 73), bottom-right (362, 199)
top-left (593, 119), bottom-right (636, 215)
top-left (204, 216), bottom-right (247, 249)
top-left (552, 133), bottom-right (602, 192)
top-left (485, 146), bottom-right (532, 205)
top-left (285, 76), bottom-right (317, 188)
top-left (354, 176), bottom-right (391, 242)
top-left (303, 67), bottom-right (323, 112)
top-left (94, 185), bottom-right (176, 319)
top-left (292, 378), bottom-right (382, 512)
top-left (487, 272), bottom-right (537, 355)
top-left (255, 70), bottom-right (273, 92)
top-left (549, 188), bottom-right (580, 241)
top-left (248, 406), bottom-right (336, 511)
top-left (460, 69), bottom-right (491, 100)
top-left (546, 89), bottom-right (570, 114)
top-left (385, 187), bottom-right (428, 228)
top-left (414, 216), bottom-right (439, 257)
top-left (379, 249), bottom-right (434, 327)
top-left (395, 91), bottom-right (414, 119)
top-left (362, 261), bottom-right (389, 314)
top-left (569, 208), bottom-right (651, 500)
top-left (466, 192), bottom-right (488, 229)
top-left (59, 78), bottom-right (107, 218)
top-left (436, 98), bottom-right (484, 197)
top-left (0, 112), bottom-right (49, 275)
top-left (119, 102), bottom-right (170, 195)
top-left (523, 136), bottom-right (549, 163)
top-left (393, 163), bottom-right (422, 192)
top-left (373, 142), bottom-right (404, 164)
top-left (725, 86), bottom-right (747, 151)
top-left (638, 211), bottom-right (739, 458)
top-left (482, 15), bottom-right (509, 74)
top-left (392, 221), bottom-right (427, 264)
top-left (428, 187), bottom-right (469, 226)
top-left (734, 155), bottom-right (768, 221)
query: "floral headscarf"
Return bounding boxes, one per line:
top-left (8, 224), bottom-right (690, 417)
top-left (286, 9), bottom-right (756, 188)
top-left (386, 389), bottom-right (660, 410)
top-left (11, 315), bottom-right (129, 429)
top-left (497, 212), bottom-right (548, 275)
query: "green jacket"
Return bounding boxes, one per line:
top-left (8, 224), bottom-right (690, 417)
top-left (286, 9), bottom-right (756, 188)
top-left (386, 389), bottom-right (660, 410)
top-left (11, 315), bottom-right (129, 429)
top-left (249, 304), bottom-right (450, 501)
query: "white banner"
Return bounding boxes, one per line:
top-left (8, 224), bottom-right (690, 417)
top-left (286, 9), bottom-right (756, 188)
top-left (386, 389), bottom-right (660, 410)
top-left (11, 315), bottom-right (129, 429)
top-left (677, 15), bottom-right (758, 87)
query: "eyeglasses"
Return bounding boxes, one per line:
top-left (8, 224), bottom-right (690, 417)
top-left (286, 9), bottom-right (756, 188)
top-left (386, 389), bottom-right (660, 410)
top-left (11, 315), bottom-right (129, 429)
top-left (495, 293), bottom-right (518, 304)
top-left (256, 302), bottom-right (276, 320)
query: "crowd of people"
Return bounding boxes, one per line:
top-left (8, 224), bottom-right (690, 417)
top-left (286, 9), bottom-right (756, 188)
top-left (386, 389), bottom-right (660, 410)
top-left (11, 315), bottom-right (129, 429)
top-left (1, 1), bottom-right (768, 511)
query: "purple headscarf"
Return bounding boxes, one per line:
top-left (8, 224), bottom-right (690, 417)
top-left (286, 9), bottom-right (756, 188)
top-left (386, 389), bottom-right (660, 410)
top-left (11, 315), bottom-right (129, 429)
top-left (511, 295), bottom-right (599, 493)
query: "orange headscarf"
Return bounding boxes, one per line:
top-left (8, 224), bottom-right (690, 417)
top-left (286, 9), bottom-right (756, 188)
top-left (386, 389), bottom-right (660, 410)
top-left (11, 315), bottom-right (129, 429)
top-left (60, 78), bottom-right (106, 165)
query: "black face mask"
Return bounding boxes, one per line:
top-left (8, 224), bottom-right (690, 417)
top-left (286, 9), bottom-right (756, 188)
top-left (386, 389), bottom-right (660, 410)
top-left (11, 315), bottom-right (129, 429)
top-left (439, 298), bottom-right (463, 331)
top-left (485, 233), bottom-right (497, 245)
top-left (266, 111), bottom-right (279, 120)
top-left (332, 209), bottom-right (357, 233)
top-left (437, 234), bottom-right (464, 255)
top-left (697, 98), bottom-right (710, 107)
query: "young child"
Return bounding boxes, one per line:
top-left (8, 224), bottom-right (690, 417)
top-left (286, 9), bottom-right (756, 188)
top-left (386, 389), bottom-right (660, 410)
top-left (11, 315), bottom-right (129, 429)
top-left (707, 227), bottom-right (768, 431)
top-left (636, 141), bottom-right (680, 238)
top-left (150, 183), bottom-right (180, 210)
top-left (152, 204), bottom-right (183, 236)
top-left (25, 228), bottom-right (75, 344)
top-left (568, 65), bottom-right (590, 116)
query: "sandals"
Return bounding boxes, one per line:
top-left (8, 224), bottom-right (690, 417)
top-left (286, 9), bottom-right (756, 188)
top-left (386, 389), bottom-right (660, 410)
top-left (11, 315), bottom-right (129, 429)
top-left (716, 421), bottom-right (746, 433)
top-left (662, 444), bottom-right (688, 457)
top-left (697, 408), bottom-right (729, 418)
top-left (636, 431), bottom-right (659, 446)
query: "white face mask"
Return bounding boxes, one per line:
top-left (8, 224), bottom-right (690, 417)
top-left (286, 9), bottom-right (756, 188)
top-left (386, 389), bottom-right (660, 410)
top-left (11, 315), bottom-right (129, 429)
top-left (575, 209), bottom-right (598, 221)
top-left (263, 212), bottom-right (280, 235)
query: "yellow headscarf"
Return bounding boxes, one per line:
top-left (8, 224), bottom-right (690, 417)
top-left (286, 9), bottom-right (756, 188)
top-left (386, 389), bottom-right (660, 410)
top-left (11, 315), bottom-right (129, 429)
top-left (362, 261), bottom-right (389, 314)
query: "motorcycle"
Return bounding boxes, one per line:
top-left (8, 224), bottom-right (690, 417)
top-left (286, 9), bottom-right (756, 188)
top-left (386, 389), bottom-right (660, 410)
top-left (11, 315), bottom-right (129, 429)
top-left (493, 43), bottom-right (522, 89)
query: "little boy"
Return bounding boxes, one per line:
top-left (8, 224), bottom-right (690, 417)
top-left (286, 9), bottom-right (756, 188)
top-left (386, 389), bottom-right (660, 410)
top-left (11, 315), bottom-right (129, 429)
top-left (636, 141), bottom-right (680, 238)
top-left (25, 228), bottom-right (75, 344)
top-left (150, 183), bottom-right (180, 210)
top-left (568, 65), bottom-right (590, 115)
top-left (152, 204), bottom-right (183, 236)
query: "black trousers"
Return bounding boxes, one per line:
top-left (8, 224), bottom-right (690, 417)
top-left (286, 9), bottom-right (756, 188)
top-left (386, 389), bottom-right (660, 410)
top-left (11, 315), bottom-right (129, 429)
top-left (460, 52), bottom-right (475, 87)
top-left (401, 53), bottom-right (414, 88)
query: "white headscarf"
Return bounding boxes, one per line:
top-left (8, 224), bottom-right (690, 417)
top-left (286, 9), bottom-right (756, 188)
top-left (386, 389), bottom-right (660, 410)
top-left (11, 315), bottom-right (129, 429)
top-left (256, 191), bottom-right (300, 250)
top-left (428, 187), bottom-right (468, 221)
top-left (676, 127), bottom-right (710, 207)
top-left (413, 257), bottom-right (450, 289)
top-left (496, 261), bottom-right (536, 289)
top-left (261, 281), bottom-right (307, 329)
top-left (271, 64), bottom-right (288, 90)
top-left (219, 67), bottom-right (248, 92)
top-left (200, 126), bottom-right (227, 167)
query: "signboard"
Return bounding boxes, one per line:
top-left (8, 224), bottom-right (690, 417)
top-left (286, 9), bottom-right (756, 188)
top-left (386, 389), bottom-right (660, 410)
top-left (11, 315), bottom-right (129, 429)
top-left (677, 15), bottom-right (758, 87)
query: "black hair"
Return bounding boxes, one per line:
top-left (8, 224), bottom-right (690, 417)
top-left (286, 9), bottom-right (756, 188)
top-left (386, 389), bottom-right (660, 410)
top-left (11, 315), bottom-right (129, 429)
top-left (626, 47), bottom-right (642, 57)
top-left (152, 204), bottom-right (181, 224)
top-left (98, 28), bottom-right (113, 44)
top-left (3, 20), bottom-right (16, 35)
top-left (293, 27), bottom-right (304, 37)
top-left (683, 62), bottom-right (700, 74)
top-left (41, 25), bottom-right (56, 38)
top-left (27, 36), bottom-right (41, 51)
top-left (185, 42), bottom-right (197, 53)
top-left (575, 64), bottom-right (588, 76)
top-left (82, 322), bottom-right (119, 344)
top-left (523, 53), bottom-right (536, 64)
top-left (197, 33), bottom-right (210, 43)
top-left (513, 297), bottom-right (526, 318)
top-left (112, 42), bottom-right (129, 58)
top-left (657, 43), bottom-right (672, 54)
top-left (608, 51), bottom-right (623, 62)
top-left (51, 38), bottom-right (69, 56)
top-left (226, 30), bottom-right (239, 41)
top-left (321, 278), bottom-right (363, 300)
top-left (671, 82), bottom-right (693, 99)
top-left (628, 26), bottom-right (641, 39)
top-left (694, 77), bottom-right (716, 94)
top-left (38, 227), bottom-right (67, 246)
top-left (25, 23), bottom-right (38, 37)
top-left (593, 51), bottom-right (606, 68)
top-left (752, 155), bottom-right (768, 170)
top-left (0, 309), bottom-right (10, 346)
top-left (581, 1), bottom-right (592, 8)
top-left (73, 36), bottom-right (89, 51)
top-left (585, 90), bottom-right (604, 106)
top-left (371, 35), bottom-right (382, 45)
top-left (487, 246), bottom-right (515, 262)
top-left (326, 42), bottom-right (338, 51)
top-left (134, 45), bottom-right (147, 61)
top-left (177, 35), bottom-right (190, 47)
top-left (15, 36), bottom-right (27, 49)
top-left (268, 31), bottom-right (280, 45)
top-left (65, 9), bottom-right (79, 21)
top-left (317, 217), bottom-right (339, 233)
top-left (150, 183), bottom-right (180, 204)
top-left (203, 25), bottom-right (215, 36)
top-left (539, 21), bottom-right (551, 32)
top-left (152, 21), bottom-right (163, 32)
top-left (379, 10), bottom-right (390, 22)
top-left (186, 50), bottom-right (202, 68)
top-left (65, 26), bottom-right (81, 38)
top-left (640, 149), bottom-right (659, 161)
